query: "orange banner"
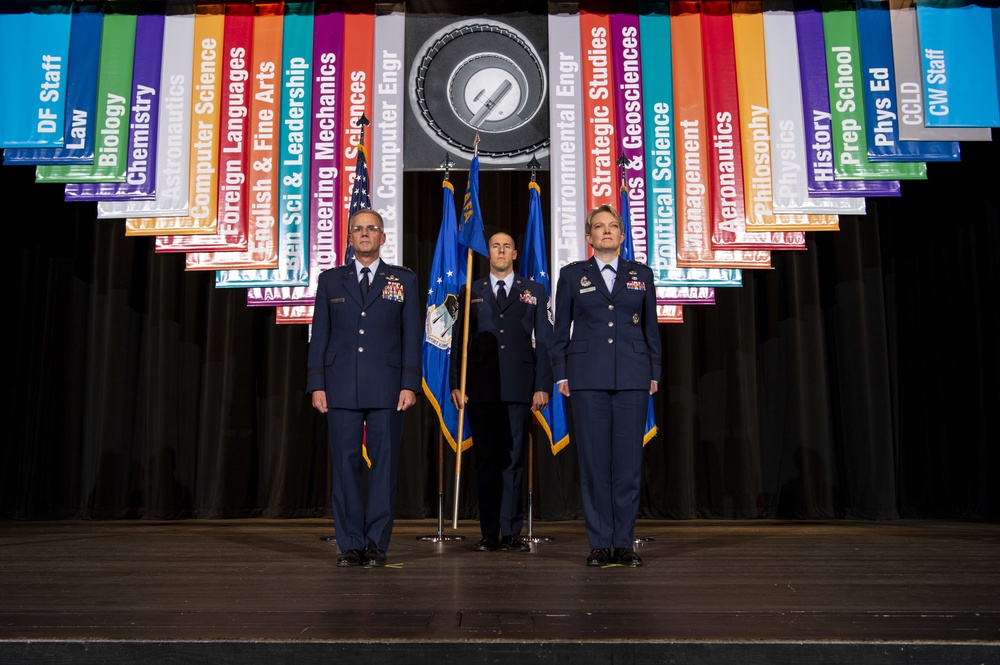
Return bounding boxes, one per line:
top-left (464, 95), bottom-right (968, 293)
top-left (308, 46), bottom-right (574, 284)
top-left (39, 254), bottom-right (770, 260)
top-left (580, 1), bottom-right (616, 229)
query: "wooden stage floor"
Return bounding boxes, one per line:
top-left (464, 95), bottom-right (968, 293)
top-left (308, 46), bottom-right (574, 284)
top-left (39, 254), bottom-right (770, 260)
top-left (1, 518), bottom-right (998, 664)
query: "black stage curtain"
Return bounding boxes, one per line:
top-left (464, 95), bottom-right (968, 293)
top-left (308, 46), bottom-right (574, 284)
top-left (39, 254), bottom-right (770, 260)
top-left (4, 136), bottom-right (998, 521)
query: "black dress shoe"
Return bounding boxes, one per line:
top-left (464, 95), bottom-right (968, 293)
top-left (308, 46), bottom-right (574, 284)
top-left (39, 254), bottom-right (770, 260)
top-left (475, 536), bottom-right (499, 552)
top-left (586, 548), bottom-right (611, 566)
top-left (336, 549), bottom-right (364, 567)
top-left (500, 535), bottom-right (531, 552)
top-left (614, 548), bottom-right (644, 566)
top-left (364, 547), bottom-right (387, 567)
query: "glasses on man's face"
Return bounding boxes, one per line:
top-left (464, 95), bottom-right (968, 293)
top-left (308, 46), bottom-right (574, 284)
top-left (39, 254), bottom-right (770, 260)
top-left (351, 225), bottom-right (382, 235)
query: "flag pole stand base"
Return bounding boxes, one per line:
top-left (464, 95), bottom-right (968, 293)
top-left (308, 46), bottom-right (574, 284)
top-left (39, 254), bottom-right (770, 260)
top-left (525, 492), bottom-right (553, 542)
top-left (417, 493), bottom-right (466, 542)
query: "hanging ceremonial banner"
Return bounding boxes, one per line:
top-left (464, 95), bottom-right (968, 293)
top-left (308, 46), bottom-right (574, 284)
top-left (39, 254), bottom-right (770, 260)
top-left (126, 2), bottom-right (223, 235)
top-left (732, 1), bottom-right (838, 232)
top-left (35, 5), bottom-right (136, 183)
top-left (99, 6), bottom-right (194, 220)
top-left (821, 0), bottom-right (927, 180)
top-left (580, 2), bottom-right (616, 220)
top-left (547, 8), bottom-right (588, 292)
top-left (701, 0), bottom-right (806, 252)
top-left (855, 0), bottom-right (960, 162)
top-left (370, 9), bottom-right (406, 266)
top-left (794, 4), bottom-right (901, 197)
top-left (219, 1), bottom-right (312, 287)
top-left (671, 1), bottom-right (770, 270)
top-left (64, 10), bottom-right (165, 201)
top-left (888, 0), bottom-right (991, 141)
top-left (3, 2), bottom-right (101, 164)
top-left (915, 0), bottom-right (1000, 127)
top-left (0, 0), bottom-right (72, 147)
top-left (639, 5), bottom-right (742, 288)
top-left (251, 6), bottom-right (345, 318)
top-left (156, 3), bottom-right (252, 253)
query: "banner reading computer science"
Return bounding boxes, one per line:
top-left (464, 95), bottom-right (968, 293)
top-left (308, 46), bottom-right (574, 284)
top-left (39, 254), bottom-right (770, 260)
top-left (888, 0), bottom-right (991, 141)
top-left (733, 1), bottom-right (839, 232)
top-left (35, 6), bottom-right (136, 183)
top-left (916, 0), bottom-right (1000, 127)
top-left (126, 3), bottom-right (223, 236)
top-left (0, 0), bottom-right (72, 148)
top-left (3, 3), bottom-right (101, 165)
top-left (855, 0), bottom-right (960, 162)
top-left (99, 7), bottom-right (194, 220)
top-left (64, 10), bottom-right (165, 202)
top-left (156, 3), bottom-right (252, 254)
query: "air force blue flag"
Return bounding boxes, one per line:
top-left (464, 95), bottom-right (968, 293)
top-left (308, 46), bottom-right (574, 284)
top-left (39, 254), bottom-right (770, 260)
top-left (519, 181), bottom-right (570, 454)
top-left (423, 178), bottom-right (473, 453)
top-left (458, 156), bottom-right (489, 258)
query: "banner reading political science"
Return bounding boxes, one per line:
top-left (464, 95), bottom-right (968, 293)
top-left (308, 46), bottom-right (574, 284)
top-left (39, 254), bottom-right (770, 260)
top-left (3, 2), bottom-right (101, 165)
top-left (64, 9), bottom-right (165, 202)
top-left (670, 0), bottom-right (771, 270)
top-left (99, 6), bottom-right (194, 221)
top-left (855, 0), bottom-right (960, 162)
top-left (257, 6), bottom-right (345, 321)
top-left (701, 0), bottom-right (806, 252)
top-left (547, 9), bottom-right (589, 299)
top-left (35, 5), bottom-right (136, 183)
top-left (732, 1), bottom-right (839, 232)
top-left (915, 0), bottom-right (1000, 128)
top-left (887, 0), bottom-right (991, 142)
top-left (0, 0), bottom-right (72, 148)
top-left (639, 5), bottom-right (743, 290)
top-left (760, 2), bottom-right (869, 215)
top-left (155, 3), bottom-right (252, 254)
top-left (126, 2), bottom-right (224, 236)
top-left (821, 0), bottom-right (927, 180)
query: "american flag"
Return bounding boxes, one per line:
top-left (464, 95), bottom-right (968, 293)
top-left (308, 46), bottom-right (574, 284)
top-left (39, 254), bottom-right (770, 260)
top-left (343, 143), bottom-right (372, 265)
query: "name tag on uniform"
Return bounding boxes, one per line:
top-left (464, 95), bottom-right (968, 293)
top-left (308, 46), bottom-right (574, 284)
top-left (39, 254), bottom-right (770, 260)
top-left (579, 286), bottom-right (596, 293)
top-left (331, 297), bottom-right (345, 303)
top-left (471, 298), bottom-right (484, 303)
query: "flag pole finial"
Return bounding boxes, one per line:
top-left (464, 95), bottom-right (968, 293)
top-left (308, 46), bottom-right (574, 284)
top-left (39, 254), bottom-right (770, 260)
top-left (441, 153), bottom-right (456, 181)
top-left (527, 155), bottom-right (541, 182)
top-left (473, 132), bottom-right (480, 158)
top-left (356, 113), bottom-right (371, 146)
top-left (616, 152), bottom-right (629, 191)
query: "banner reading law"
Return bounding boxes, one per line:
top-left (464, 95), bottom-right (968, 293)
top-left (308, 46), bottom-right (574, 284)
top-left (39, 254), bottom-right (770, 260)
top-left (126, 3), bottom-right (224, 236)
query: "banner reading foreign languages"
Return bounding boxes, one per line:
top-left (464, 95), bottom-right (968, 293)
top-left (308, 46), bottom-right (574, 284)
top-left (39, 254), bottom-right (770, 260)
top-left (855, 0), bottom-right (959, 162)
top-left (35, 7), bottom-right (136, 183)
top-left (888, 0), bottom-right (991, 141)
top-left (99, 8), bottom-right (194, 220)
top-left (732, 1), bottom-right (839, 232)
top-left (671, 1), bottom-right (770, 270)
top-left (0, 1), bottom-right (72, 148)
top-left (761, 4), bottom-right (867, 217)
top-left (794, 5), bottom-right (901, 197)
top-left (253, 6), bottom-right (345, 320)
top-left (64, 11), bottom-right (164, 201)
top-left (701, 1), bottom-right (806, 252)
top-left (126, 3), bottom-right (223, 235)
top-left (156, 4), bottom-right (252, 254)
top-left (218, 2), bottom-right (312, 288)
top-left (3, 3), bottom-right (101, 164)
top-left (640, 7), bottom-right (742, 288)
top-left (547, 9), bottom-right (588, 294)
top-left (821, 0), bottom-right (927, 180)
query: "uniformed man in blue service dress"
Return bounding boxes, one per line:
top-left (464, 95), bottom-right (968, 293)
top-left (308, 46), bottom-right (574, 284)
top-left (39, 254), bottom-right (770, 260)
top-left (307, 209), bottom-right (422, 568)
top-left (450, 232), bottom-right (553, 553)
top-left (551, 204), bottom-right (661, 567)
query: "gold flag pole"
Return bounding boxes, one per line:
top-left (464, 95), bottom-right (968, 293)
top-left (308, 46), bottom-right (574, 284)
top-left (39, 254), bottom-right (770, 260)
top-left (452, 134), bottom-right (480, 529)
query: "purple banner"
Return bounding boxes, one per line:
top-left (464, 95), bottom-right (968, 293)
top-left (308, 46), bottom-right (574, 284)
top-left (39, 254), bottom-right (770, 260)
top-left (64, 12), bottom-right (164, 201)
top-left (794, 5), bottom-right (899, 197)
